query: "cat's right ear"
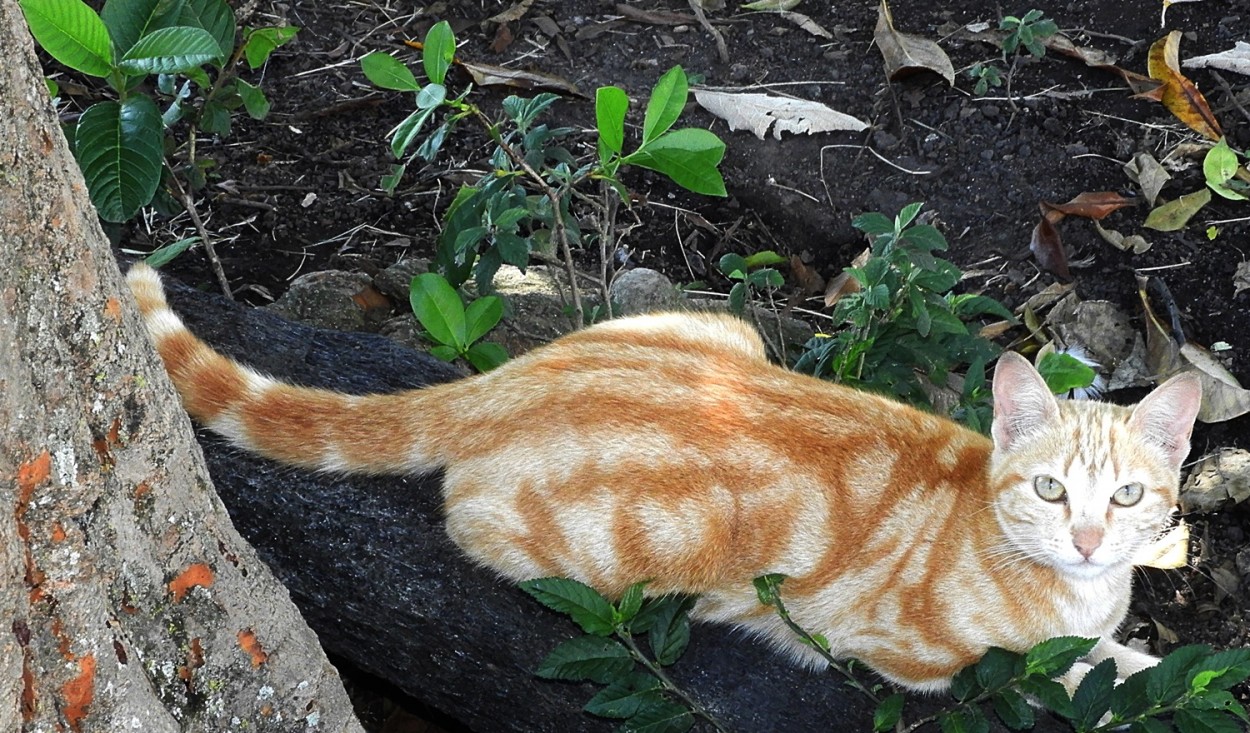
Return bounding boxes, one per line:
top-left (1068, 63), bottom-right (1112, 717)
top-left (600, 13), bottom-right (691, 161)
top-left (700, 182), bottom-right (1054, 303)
top-left (991, 351), bottom-right (1060, 451)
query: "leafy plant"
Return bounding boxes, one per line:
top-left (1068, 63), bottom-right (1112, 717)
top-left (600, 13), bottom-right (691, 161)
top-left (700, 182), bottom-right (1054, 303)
top-left (717, 251), bottom-right (786, 315)
top-left (793, 203), bottom-right (1014, 432)
top-left (757, 573), bottom-right (1250, 732)
top-left (520, 577), bottom-right (726, 733)
top-left (361, 23), bottom-right (726, 324)
top-left (19, 0), bottom-right (297, 223)
top-left (967, 62), bottom-right (1003, 96)
top-left (1204, 138), bottom-right (1249, 201)
top-left (409, 273), bottom-right (508, 372)
top-left (1000, 9), bottom-right (1058, 59)
top-left (1036, 351), bottom-right (1098, 395)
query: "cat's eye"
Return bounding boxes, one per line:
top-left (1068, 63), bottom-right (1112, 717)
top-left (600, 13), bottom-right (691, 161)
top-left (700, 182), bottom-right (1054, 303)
top-left (1033, 476), bottom-right (1066, 503)
top-left (1111, 483), bottom-right (1144, 507)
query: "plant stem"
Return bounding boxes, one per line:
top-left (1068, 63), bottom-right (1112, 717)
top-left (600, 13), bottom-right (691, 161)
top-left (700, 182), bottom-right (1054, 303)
top-left (617, 631), bottom-right (731, 733)
top-left (168, 173), bottom-right (233, 299)
top-left (766, 592), bottom-right (881, 705)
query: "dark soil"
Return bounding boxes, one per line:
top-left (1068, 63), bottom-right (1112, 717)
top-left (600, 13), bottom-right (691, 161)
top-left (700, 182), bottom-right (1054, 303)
top-left (82, 0), bottom-right (1250, 729)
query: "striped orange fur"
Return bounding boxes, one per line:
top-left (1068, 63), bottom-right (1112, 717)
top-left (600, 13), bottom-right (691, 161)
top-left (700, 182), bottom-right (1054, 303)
top-left (126, 263), bottom-right (1201, 693)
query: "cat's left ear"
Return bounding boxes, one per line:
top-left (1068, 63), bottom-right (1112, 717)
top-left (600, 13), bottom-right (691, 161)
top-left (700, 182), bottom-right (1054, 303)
top-left (1130, 371), bottom-right (1202, 469)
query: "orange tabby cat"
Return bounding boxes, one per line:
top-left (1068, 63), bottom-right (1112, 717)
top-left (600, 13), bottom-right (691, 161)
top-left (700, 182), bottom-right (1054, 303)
top-left (126, 263), bottom-right (1201, 693)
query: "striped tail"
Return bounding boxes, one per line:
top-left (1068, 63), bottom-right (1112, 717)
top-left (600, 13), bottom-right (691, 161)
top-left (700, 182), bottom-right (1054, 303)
top-left (126, 264), bottom-right (445, 474)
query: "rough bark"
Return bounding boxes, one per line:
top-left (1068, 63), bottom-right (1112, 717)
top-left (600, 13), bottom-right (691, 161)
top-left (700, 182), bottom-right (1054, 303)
top-left (163, 284), bottom-right (1070, 733)
top-left (0, 3), bottom-right (364, 731)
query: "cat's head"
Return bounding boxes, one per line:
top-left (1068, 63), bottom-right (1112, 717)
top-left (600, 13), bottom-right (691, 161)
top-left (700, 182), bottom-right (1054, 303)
top-left (988, 352), bottom-right (1201, 579)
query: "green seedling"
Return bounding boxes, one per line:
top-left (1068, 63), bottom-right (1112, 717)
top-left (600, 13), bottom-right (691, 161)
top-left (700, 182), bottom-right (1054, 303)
top-left (717, 251), bottom-right (786, 314)
top-left (409, 273), bottom-right (508, 372)
top-left (1204, 138), bottom-right (1249, 201)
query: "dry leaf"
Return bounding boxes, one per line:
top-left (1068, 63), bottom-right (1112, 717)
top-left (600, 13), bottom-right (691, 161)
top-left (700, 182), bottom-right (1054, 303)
top-left (614, 4), bottom-right (698, 25)
top-left (491, 23), bottom-right (515, 54)
top-left (1180, 342), bottom-right (1250, 422)
top-left (875, 0), bottom-right (954, 86)
top-left (1030, 205), bottom-right (1070, 280)
top-left (1093, 220), bottom-right (1151, 254)
top-left (778, 10), bottom-right (832, 38)
top-left (824, 247), bottom-right (869, 307)
top-left (1133, 521), bottom-right (1189, 569)
top-left (1234, 261), bottom-right (1250, 296)
top-left (1184, 41), bottom-right (1250, 77)
top-left (693, 89), bottom-right (867, 139)
top-left (461, 60), bottom-right (584, 96)
top-left (1181, 449), bottom-right (1250, 513)
top-left (1142, 188), bottom-right (1211, 231)
top-left (742, 0), bottom-right (801, 8)
top-left (1124, 152), bottom-right (1171, 207)
top-left (1147, 31), bottom-right (1222, 140)
top-left (487, 0), bottom-right (536, 24)
top-left (789, 255), bottom-right (825, 295)
top-left (1042, 191), bottom-right (1136, 220)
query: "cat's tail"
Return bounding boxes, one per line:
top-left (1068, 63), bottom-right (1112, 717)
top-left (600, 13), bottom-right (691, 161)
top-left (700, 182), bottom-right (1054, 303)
top-left (126, 263), bottom-right (450, 474)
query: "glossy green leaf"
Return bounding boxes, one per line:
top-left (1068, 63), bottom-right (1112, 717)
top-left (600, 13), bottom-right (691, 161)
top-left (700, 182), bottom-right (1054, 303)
top-left (20, 0), bottom-right (113, 77)
top-left (625, 128), bottom-right (726, 197)
top-left (463, 295), bottom-right (503, 345)
top-left (143, 236), bottom-right (198, 268)
top-left (1071, 658), bottom-right (1116, 729)
top-left (596, 85), bottom-right (628, 156)
top-left (620, 699), bottom-right (694, 733)
top-left (1174, 708), bottom-right (1243, 733)
top-left (465, 342), bottom-right (508, 372)
top-left (429, 344), bottom-right (459, 362)
top-left (1204, 139), bottom-right (1240, 188)
top-left (535, 636), bottom-right (632, 684)
top-left (991, 689), bottom-right (1035, 730)
top-left (416, 82), bottom-right (446, 109)
top-left (234, 79), bottom-right (270, 118)
top-left (1188, 648), bottom-right (1250, 693)
top-left (1037, 352), bottom-right (1097, 394)
top-left (852, 211), bottom-right (894, 236)
top-left (1148, 645), bottom-right (1212, 705)
top-left (647, 599), bottom-right (690, 666)
top-left (360, 52), bottom-right (420, 92)
top-left (584, 671), bottom-right (663, 719)
top-left (177, 0), bottom-right (235, 61)
top-left (873, 693), bottom-right (905, 732)
top-left (389, 105), bottom-right (437, 159)
top-left (422, 20), bottom-right (455, 85)
top-left (409, 272), bottom-right (467, 350)
top-left (939, 706), bottom-right (989, 733)
top-left (242, 25), bottom-right (297, 69)
top-left (642, 65), bottom-right (688, 145)
top-left (118, 26), bottom-right (219, 74)
top-left (519, 577), bottom-right (617, 636)
top-left (100, 0), bottom-right (181, 57)
top-left (743, 250), bottom-right (787, 269)
top-left (75, 97), bottom-right (164, 222)
top-left (616, 581), bottom-right (648, 623)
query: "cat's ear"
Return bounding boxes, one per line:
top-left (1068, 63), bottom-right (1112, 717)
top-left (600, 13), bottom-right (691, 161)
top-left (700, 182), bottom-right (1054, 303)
top-left (991, 351), bottom-right (1060, 451)
top-left (1130, 371), bottom-right (1202, 469)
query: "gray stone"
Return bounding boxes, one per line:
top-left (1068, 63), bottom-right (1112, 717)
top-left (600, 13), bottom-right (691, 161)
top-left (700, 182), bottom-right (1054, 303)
top-left (265, 269), bottom-right (391, 332)
top-left (374, 257), bottom-right (430, 302)
top-left (610, 268), bottom-right (683, 316)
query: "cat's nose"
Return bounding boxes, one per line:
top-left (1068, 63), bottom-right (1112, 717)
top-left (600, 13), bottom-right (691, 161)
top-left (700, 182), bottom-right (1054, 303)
top-left (1072, 526), bottom-right (1104, 559)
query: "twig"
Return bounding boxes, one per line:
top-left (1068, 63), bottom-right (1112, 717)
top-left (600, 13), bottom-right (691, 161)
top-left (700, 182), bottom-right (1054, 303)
top-left (687, 0), bottom-right (730, 64)
top-left (168, 174), bottom-right (232, 299)
top-left (1210, 70), bottom-right (1250, 127)
top-left (617, 632), bottom-right (731, 733)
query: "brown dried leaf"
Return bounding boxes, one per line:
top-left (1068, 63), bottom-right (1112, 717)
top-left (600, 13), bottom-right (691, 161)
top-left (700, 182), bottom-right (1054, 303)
top-left (487, 0), bottom-right (536, 24)
top-left (614, 4), bottom-right (698, 25)
top-left (824, 248), bottom-right (870, 307)
top-left (1124, 152), bottom-right (1171, 207)
top-left (1147, 31), bottom-right (1223, 140)
top-left (789, 255), bottom-right (825, 296)
top-left (1093, 220), bottom-right (1151, 254)
top-left (460, 60), bottom-right (585, 97)
top-left (1235, 261), bottom-right (1250, 297)
top-left (778, 11), bottom-right (832, 39)
top-left (490, 23), bottom-right (515, 54)
top-left (1042, 191), bottom-right (1136, 220)
top-left (1030, 204), bottom-right (1071, 280)
top-left (874, 0), bottom-right (954, 86)
top-left (1181, 449), bottom-right (1250, 513)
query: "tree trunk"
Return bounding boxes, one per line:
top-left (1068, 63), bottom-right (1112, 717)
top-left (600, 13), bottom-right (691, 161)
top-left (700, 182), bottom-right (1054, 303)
top-left (0, 2), bottom-right (364, 731)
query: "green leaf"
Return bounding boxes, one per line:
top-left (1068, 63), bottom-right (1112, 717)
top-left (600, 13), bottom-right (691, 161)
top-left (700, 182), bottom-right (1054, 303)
top-left (897, 202), bottom-right (923, 229)
top-left (909, 289), bottom-right (931, 337)
top-left (422, 20), bottom-right (455, 85)
top-left (409, 272), bottom-right (467, 350)
top-left (728, 281), bottom-right (747, 314)
top-left (494, 232), bottom-right (531, 268)
top-left (20, 0), bottom-right (113, 77)
top-left (360, 51), bottom-right (420, 91)
top-left (1018, 676), bottom-right (1074, 719)
top-left (118, 26), bottom-right (219, 74)
top-left (429, 344), bottom-right (459, 362)
top-left (631, 595), bottom-right (696, 637)
top-left (991, 689), bottom-right (1035, 730)
top-left (621, 699), bottom-right (694, 733)
top-left (1143, 189), bottom-right (1212, 232)
top-left (596, 85), bottom-right (628, 156)
top-left (752, 574), bottom-right (785, 606)
top-left (1036, 351), bottom-right (1097, 394)
top-left (1071, 658), bottom-right (1116, 730)
top-left (1204, 138), bottom-right (1240, 187)
top-left (718, 253), bottom-right (747, 279)
top-left (624, 128), bottom-right (726, 196)
top-left (976, 647), bottom-right (1025, 690)
top-left (852, 212), bottom-right (894, 236)
top-left (416, 83), bottom-right (446, 109)
top-left (1148, 645), bottom-right (1213, 705)
top-left (199, 99), bottom-right (230, 135)
top-left (177, 0), bottom-right (235, 62)
top-left (949, 293), bottom-right (1016, 321)
top-left (1025, 637), bottom-right (1097, 678)
top-left (873, 693), bottom-right (904, 732)
top-left (949, 665), bottom-right (983, 703)
top-left (647, 598), bottom-right (690, 666)
top-left (390, 105), bottom-right (438, 159)
top-left (616, 582), bottom-right (648, 623)
top-left (100, 0), bottom-right (180, 57)
top-left (242, 25), bottom-right (297, 69)
top-left (535, 636), bottom-right (633, 684)
top-left (465, 341), bottom-right (508, 372)
top-left (235, 79), bottom-right (270, 119)
top-left (743, 250), bottom-right (787, 269)
top-left (939, 706), bottom-right (990, 733)
top-left (1174, 708), bottom-right (1243, 733)
top-left (584, 671), bottom-right (663, 719)
top-left (1109, 667), bottom-right (1153, 721)
top-left (1189, 648), bottom-right (1250, 692)
top-left (463, 295), bottom-right (503, 344)
top-left (519, 577), bottom-right (618, 636)
top-left (1131, 719), bottom-right (1171, 733)
top-left (75, 97), bottom-right (164, 222)
top-left (143, 236), bottom-right (198, 268)
top-left (901, 223), bottom-right (948, 252)
top-left (642, 66), bottom-right (688, 145)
